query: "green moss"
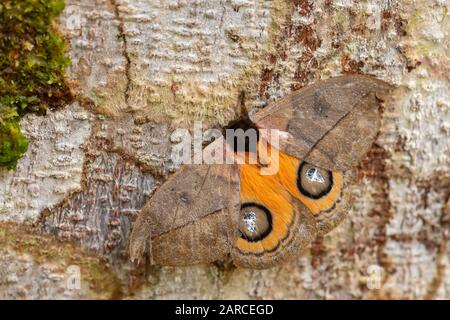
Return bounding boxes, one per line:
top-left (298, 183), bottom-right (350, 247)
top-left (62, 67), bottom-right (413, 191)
top-left (0, 107), bottom-right (28, 169)
top-left (0, 0), bottom-right (71, 169)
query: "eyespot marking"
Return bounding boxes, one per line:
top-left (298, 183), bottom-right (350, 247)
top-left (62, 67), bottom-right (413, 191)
top-left (243, 211), bottom-right (257, 233)
top-left (305, 167), bottom-right (325, 183)
top-left (297, 162), bottom-right (333, 199)
top-left (239, 202), bottom-right (272, 242)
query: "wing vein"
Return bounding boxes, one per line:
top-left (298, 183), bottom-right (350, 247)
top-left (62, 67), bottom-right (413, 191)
top-left (301, 92), bottom-right (372, 161)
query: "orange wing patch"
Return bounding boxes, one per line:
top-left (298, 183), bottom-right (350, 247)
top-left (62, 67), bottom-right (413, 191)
top-left (277, 151), bottom-right (344, 214)
top-left (237, 163), bottom-right (294, 254)
top-left (236, 143), bottom-right (344, 255)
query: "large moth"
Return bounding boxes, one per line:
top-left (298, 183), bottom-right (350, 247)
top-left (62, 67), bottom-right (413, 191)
top-left (129, 75), bottom-right (393, 268)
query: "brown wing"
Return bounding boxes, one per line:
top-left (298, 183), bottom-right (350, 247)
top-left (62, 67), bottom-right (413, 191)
top-left (129, 162), bottom-right (240, 265)
top-left (149, 201), bottom-right (237, 266)
top-left (251, 75), bottom-right (393, 171)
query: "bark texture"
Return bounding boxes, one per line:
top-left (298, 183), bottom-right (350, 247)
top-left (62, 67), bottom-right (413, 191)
top-left (0, 0), bottom-right (449, 299)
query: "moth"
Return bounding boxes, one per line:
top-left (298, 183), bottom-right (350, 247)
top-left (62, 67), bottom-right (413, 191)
top-left (129, 75), bottom-right (392, 268)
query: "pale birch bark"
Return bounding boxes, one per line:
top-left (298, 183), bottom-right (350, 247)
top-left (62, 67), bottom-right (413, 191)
top-left (0, 0), bottom-right (449, 299)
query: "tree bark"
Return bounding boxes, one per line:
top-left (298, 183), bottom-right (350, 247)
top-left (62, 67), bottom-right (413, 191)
top-left (0, 0), bottom-right (449, 299)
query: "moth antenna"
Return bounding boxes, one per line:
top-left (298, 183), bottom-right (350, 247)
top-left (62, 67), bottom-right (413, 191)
top-left (238, 90), bottom-right (250, 119)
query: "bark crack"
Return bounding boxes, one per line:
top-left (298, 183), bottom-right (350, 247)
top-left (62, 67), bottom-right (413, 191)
top-left (111, 0), bottom-right (131, 106)
top-left (424, 190), bottom-right (450, 299)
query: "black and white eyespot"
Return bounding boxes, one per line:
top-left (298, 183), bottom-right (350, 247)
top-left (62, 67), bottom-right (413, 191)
top-left (239, 203), bottom-right (272, 242)
top-left (297, 162), bottom-right (333, 199)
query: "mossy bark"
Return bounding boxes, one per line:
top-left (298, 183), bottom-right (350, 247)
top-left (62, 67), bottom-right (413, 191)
top-left (0, 0), bottom-right (71, 169)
